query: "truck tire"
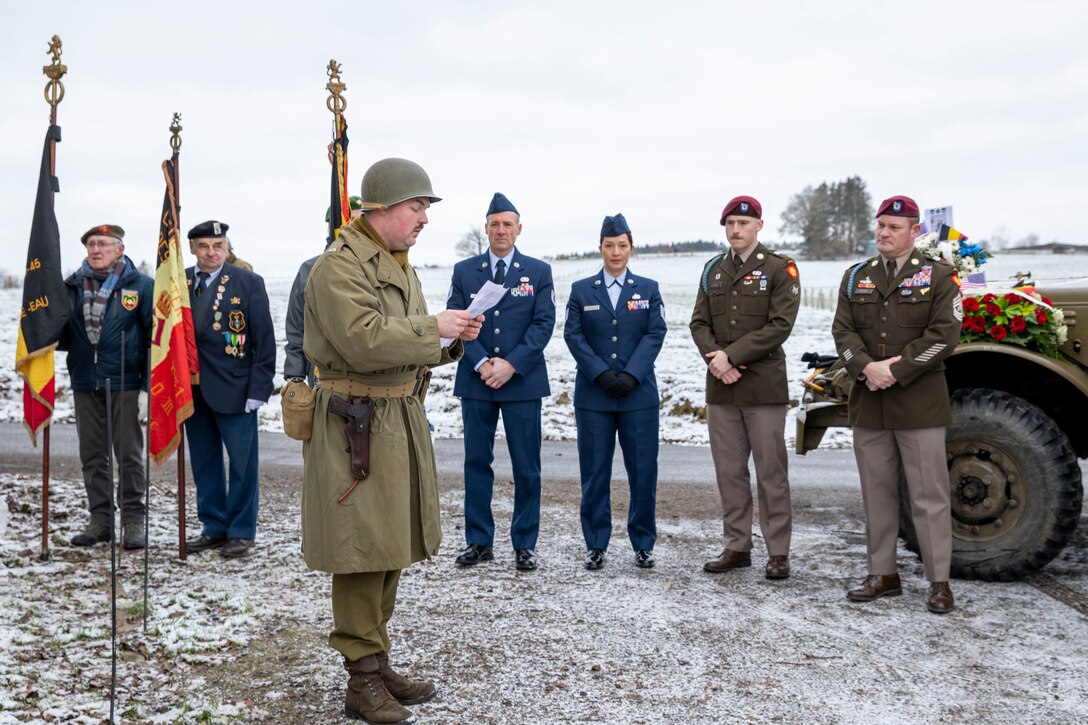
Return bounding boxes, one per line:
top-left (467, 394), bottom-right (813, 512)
top-left (898, 388), bottom-right (1083, 581)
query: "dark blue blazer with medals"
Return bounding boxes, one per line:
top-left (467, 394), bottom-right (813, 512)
top-left (564, 269), bottom-right (667, 412)
top-left (186, 263), bottom-right (276, 414)
top-left (448, 249), bottom-right (555, 401)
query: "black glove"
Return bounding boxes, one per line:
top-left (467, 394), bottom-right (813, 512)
top-left (613, 372), bottom-right (639, 397)
top-left (594, 370), bottom-right (625, 398)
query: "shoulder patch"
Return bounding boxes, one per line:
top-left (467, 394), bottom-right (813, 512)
top-left (786, 260), bottom-right (799, 279)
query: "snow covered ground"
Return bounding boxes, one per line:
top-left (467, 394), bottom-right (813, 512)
top-left (2, 250), bottom-right (1087, 723)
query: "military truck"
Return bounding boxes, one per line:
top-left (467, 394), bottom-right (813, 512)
top-left (796, 281), bottom-right (1086, 581)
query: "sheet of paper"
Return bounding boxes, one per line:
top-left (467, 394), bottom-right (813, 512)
top-left (440, 281), bottom-right (508, 347)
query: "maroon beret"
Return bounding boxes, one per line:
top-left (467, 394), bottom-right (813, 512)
top-left (719, 195), bottom-right (762, 224)
top-left (875, 195), bottom-right (919, 218)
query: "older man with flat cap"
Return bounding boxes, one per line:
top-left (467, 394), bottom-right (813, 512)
top-left (58, 224), bottom-right (153, 549)
top-left (183, 220), bottom-right (275, 559)
top-left (690, 195), bottom-right (800, 580)
top-left (302, 158), bottom-right (481, 723)
top-left (448, 192), bottom-right (556, 572)
top-left (832, 195), bottom-right (962, 614)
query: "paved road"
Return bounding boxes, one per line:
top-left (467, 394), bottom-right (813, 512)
top-left (0, 421), bottom-right (860, 490)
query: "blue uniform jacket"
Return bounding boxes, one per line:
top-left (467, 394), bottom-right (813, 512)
top-left (58, 256), bottom-right (153, 392)
top-left (448, 249), bottom-right (555, 401)
top-left (186, 263), bottom-right (275, 414)
top-left (564, 269), bottom-right (667, 412)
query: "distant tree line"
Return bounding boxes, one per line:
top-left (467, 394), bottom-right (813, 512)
top-left (780, 176), bottom-right (873, 259)
top-left (551, 240), bottom-right (724, 260)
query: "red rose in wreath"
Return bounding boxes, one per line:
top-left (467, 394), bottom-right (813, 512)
top-left (1009, 316), bottom-right (1027, 333)
top-left (989, 324), bottom-right (1008, 341)
top-left (963, 296), bottom-right (980, 312)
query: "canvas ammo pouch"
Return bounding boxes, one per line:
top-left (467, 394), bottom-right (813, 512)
top-left (280, 379), bottom-right (315, 441)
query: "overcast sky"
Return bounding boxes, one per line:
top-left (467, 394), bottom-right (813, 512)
top-left (4, 1), bottom-right (1086, 276)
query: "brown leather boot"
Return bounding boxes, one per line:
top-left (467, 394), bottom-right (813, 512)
top-left (343, 655), bottom-right (416, 724)
top-left (376, 652), bottom-right (437, 705)
top-left (703, 549), bottom-right (751, 573)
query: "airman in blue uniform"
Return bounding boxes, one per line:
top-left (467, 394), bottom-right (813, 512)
top-left (448, 193), bottom-right (556, 571)
top-left (183, 220), bottom-right (276, 559)
top-left (564, 213), bottom-right (667, 570)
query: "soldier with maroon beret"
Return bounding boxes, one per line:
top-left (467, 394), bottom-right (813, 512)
top-left (832, 194), bottom-right (963, 614)
top-left (690, 195), bottom-right (801, 580)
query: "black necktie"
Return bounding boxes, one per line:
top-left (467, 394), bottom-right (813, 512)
top-left (194, 271), bottom-right (207, 297)
top-left (886, 259), bottom-right (897, 283)
top-left (732, 254), bottom-right (742, 270)
top-left (494, 259), bottom-right (506, 284)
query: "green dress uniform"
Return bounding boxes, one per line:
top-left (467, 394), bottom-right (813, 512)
top-left (831, 253), bottom-right (962, 581)
top-left (689, 242), bottom-right (800, 557)
top-left (302, 215), bottom-right (462, 659)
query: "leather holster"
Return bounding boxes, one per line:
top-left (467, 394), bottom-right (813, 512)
top-left (327, 395), bottom-right (374, 479)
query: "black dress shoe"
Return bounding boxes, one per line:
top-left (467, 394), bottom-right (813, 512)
top-left (186, 534), bottom-right (226, 552)
top-left (634, 550), bottom-right (655, 568)
top-left (455, 543), bottom-right (494, 566)
top-left (221, 538), bottom-right (255, 558)
top-left (584, 549), bottom-right (605, 570)
top-left (514, 549), bottom-right (538, 571)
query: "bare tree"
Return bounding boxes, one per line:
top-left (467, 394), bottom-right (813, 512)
top-left (455, 226), bottom-right (488, 258)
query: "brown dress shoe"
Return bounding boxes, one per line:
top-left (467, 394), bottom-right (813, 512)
top-left (927, 582), bottom-right (954, 614)
top-left (846, 574), bottom-right (903, 602)
top-left (376, 652), bottom-right (436, 705)
top-left (765, 555), bottom-right (790, 580)
top-left (703, 549), bottom-right (751, 573)
top-left (343, 655), bottom-right (416, 723)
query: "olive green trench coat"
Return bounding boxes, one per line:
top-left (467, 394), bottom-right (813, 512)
top-left (301, 217), bottom-right (461, 573)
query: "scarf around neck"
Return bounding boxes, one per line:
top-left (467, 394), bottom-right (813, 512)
top-left (81, 256), bottom-right (128, 346)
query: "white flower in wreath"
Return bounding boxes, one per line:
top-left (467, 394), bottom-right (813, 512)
top-left (961, 256), bottom-right (977, 274)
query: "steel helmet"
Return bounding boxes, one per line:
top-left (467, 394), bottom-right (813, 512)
top-left (360, 158), bottom-right (442, 210)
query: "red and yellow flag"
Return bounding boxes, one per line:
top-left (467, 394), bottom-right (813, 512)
top-left (16, 125), bottom-right (68, 445)
top-left (148, 156), bottom-right (198, 465)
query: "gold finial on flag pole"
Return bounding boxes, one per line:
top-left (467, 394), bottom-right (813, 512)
top-left (326, 59), bottom-right (347, 115)
top-left (43, 35), bottom-right (67, 109)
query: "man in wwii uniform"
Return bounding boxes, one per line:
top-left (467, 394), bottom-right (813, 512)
top-left (690, 196), bottom-right (800, 580)
top-left (564, 213), bottom-right (667, 570)
top-left (59, 224), bottom-right (153, 549)
top-left (832, 195), bottom-right (962, 614)
top-left (302, 158), bottom-right (481, 723)
top-left (284, 195), bottom-right (364, 386)
top-left (183, 220), bottom-right (275, 559)
top-left (448, 192), bottom-right (556, 572)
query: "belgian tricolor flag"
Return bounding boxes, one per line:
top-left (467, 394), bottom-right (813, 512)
top-left (15, 125), bottom-right (68, 445)
top-left (148, 156), bottom-right (198, 465)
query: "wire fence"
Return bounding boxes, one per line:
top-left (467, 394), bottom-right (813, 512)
top-left (802, 286), bottom-right (839, 311)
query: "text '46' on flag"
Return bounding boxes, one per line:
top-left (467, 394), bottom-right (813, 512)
top-left (148, 157), bottom-right (198, 465)
top-left (16, 125), bottom-right (68, 445)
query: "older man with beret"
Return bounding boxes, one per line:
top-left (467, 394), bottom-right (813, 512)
top-left (832, 195), bottom-right (962, 614)
top-left (59, 224), bottom-right (153, 549)
top-left (690, 196), bottom-right (800, 580)
top-left (183, 220), bottom-right (275, 559)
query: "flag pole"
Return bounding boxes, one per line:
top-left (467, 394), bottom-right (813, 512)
top-left (326, 60), bottom-right (349, 242)
top-left (169, 115), bottom-right (189, 562)
top-left (39, 35), bottom-right (67, 562)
